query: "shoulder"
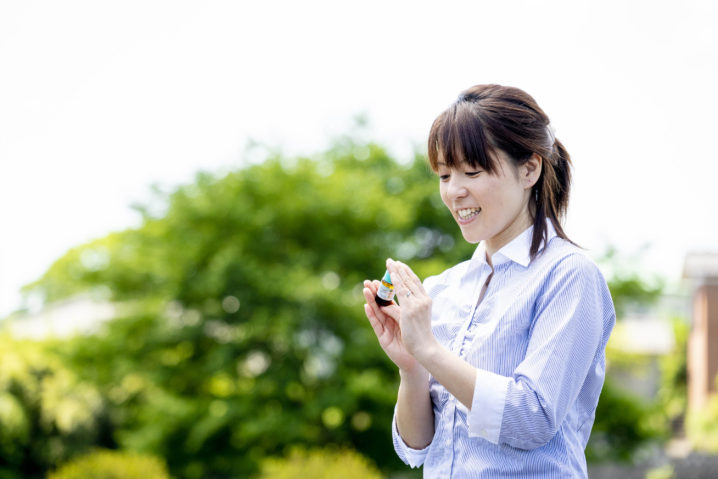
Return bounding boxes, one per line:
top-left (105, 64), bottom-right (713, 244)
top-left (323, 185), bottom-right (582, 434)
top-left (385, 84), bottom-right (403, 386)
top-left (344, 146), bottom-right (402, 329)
top-left (534, 237), bottom-right (614, 306)
top-left (532, 239), bottom-right (616, 339)
top-left (536, 237), bottom-right (606, 280)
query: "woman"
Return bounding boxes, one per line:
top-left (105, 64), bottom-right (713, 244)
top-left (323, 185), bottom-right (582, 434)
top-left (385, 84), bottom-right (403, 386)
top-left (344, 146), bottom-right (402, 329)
top-left (363, 84), bottom-right (615, 478)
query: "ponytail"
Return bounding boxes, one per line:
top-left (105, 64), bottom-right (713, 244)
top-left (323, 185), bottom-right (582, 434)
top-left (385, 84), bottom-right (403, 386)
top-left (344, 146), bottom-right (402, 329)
top-left (529, 138), bottom-right (573, 259)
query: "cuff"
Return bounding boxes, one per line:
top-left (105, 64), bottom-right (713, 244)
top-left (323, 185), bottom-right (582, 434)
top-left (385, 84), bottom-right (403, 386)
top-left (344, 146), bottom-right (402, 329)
top-left (467, 368), bottom-right (510, 444)
top-left (392, 408), bottom-right (430, 468)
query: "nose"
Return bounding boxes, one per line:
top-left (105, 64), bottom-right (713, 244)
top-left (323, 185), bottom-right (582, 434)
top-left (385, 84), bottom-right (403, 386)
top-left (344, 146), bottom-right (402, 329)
top-left (445, 174), bottom-right (468, 201)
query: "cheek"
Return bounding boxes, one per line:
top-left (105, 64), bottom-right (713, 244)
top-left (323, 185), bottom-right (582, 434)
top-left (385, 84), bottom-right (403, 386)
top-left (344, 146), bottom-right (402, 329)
top-left (494, 191), bottom-right (527, 218)
top-left (439, 185), bottom-right (450, 208)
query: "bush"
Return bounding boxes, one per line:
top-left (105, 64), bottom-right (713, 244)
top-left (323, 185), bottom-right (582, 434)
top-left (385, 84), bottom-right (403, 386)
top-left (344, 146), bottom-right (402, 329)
top-left (256, 447), bottom-right (383, 479)
top-left (0, 335), bottom-right (107, 477)
top-left (587, 379), bottom-right (667, 462)
top-left (47, 449), bottom-right (171, 479)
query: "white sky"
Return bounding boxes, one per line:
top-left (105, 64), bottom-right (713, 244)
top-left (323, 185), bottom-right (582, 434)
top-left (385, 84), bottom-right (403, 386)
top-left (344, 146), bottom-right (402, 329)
top-left (1, 0), bottom-right (717, 317)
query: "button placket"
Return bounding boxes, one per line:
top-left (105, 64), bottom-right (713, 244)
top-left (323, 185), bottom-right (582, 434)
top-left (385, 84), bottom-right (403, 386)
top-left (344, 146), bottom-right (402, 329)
top-left (458, 264), bottom-right (493, 357)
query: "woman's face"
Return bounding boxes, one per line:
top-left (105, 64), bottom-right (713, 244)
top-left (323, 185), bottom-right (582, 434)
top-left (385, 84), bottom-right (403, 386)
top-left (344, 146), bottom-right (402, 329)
top-left (437, 150), bottom-right (536, 255)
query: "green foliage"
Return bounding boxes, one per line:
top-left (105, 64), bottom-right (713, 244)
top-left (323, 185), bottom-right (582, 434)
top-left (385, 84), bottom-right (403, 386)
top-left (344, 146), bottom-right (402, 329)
top-left (686, 375), bottom-right (718, 452)
top-left (587, 379), bottom-right (668, 462)
top-left (598, 247), bottom-right (663, 318)
top-left (657, 318), bottom-right (689, 424)
top-left (256, 447), bottom-right (383, 479)
top-left (26, 138), bottom-right (472, 478)
top-left (586, 249), bottom-right (680, 463)
top-left (588, 317), bottom-right (689, 463)
top-left (0, 335), bottom-right (108, 478)
top-left (47, 449), bottom-right (171, 479)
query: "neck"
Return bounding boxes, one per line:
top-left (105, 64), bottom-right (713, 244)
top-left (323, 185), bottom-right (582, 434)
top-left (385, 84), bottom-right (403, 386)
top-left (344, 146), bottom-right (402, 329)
top-left (484, 210), bottom-right (532, 259)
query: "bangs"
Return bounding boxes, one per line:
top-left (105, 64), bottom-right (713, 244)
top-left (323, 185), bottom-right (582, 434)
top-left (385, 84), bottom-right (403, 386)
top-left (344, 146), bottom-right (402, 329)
top-left (427, 102), bottom-right (498, 173)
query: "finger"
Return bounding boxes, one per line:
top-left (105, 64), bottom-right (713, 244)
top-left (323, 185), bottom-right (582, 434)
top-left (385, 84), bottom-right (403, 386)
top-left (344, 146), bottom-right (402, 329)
top-left (389, 261), bottom-right (426, 299)
top-left (363, 279), bottom-right (378, 295)
top-left (379, 302), bottom-right (401, 321)
top-left (393, 260), bottom-right (424, 290)
top-left (363, 286), bottom-right (379, 306)
top-left (387, 259), bottom-right (413, 286)
top-left (363, 280), bottom-right (390, 306)
top-left (366, 304), bottom-right (401, 351)
top-left (386, 263), bottom-right (413, 301)
top-left (364, 303), bottom-right (385, 338)
top-left (386, 260), bottom-right (407, 290)
top-left (364, 285), bottom-right (402, 334)
top-left (363, 287), bottom-right (394, 323)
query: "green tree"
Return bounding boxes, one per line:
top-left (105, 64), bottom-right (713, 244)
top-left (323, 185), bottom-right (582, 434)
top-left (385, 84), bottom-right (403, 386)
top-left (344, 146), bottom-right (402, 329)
top-left (586, 249), bottom-right (678, 463)
top-left (26, 138), bottom-right (471, 478)
top-left (598, 246), bottom-right (663, 319)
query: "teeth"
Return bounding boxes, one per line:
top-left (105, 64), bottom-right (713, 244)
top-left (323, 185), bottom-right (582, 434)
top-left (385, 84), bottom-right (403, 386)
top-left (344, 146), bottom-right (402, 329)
top-left (457, 207), bottom-right (481, 219)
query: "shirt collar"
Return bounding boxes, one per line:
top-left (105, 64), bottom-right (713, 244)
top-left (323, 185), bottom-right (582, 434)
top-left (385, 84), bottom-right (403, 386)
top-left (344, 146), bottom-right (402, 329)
top-left (470, 221), bottom-right (558, 269)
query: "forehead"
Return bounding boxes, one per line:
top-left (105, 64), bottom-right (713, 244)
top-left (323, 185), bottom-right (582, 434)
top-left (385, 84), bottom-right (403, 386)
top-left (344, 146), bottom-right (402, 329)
top-left (436, 150), bottom-right (513, 172)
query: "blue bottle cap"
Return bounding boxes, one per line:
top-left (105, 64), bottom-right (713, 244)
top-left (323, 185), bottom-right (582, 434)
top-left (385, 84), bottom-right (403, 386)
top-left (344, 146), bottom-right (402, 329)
top-left (382, 270), bottom-right (392, 284)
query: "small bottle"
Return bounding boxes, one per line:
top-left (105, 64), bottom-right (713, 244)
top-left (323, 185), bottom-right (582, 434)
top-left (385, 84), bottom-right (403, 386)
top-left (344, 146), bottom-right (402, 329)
top-left (375, 270), bottom-right (395, 306)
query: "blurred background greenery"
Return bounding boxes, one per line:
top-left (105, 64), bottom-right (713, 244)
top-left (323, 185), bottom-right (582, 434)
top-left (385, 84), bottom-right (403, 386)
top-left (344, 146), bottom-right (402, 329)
top-left (0, 134), bottom-right (711, 478)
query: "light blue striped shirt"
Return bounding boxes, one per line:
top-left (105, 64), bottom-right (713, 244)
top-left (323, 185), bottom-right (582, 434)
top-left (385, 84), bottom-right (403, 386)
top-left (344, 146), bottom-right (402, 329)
top-left (392, 225), bottom-right (615, 478)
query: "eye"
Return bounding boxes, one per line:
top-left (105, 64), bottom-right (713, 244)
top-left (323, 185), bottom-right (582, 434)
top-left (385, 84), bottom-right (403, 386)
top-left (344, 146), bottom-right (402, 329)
top-left (465, 171), bottom-right (482, 177)
top-left (438, 173), bottom-right (450, 182)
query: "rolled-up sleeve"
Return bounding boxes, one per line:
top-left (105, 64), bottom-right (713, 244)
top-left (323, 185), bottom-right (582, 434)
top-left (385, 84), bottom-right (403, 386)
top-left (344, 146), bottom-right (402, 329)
top-left (467, 253), bottom-right (612, 450)
top-left (392, 407), bottom-right (431, 468)
top-left (467, 369), bottom-right (511, 443)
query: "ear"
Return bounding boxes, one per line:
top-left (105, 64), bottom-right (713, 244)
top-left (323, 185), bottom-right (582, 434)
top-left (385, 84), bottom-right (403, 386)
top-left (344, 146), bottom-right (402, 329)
top-left (522, 153), bottom-right (542, 189)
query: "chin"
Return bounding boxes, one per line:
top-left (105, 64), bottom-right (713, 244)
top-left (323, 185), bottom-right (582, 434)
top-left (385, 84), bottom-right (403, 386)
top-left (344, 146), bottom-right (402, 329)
top-left (460, 230), bottom-right (483, 244)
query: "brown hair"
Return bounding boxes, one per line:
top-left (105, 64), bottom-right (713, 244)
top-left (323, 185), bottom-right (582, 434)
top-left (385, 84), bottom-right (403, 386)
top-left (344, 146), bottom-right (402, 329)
top-left (427, 84), bottom-right (573, 259)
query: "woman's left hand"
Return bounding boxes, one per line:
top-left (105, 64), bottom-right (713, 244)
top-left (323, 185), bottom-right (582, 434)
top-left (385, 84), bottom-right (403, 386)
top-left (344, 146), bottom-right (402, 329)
top-left (385, 258), bottom-right (437, 360)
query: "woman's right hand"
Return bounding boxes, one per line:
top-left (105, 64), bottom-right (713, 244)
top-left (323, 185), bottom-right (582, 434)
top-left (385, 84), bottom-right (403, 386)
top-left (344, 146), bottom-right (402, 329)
top-left (363, 280), bottom-right (421, 373)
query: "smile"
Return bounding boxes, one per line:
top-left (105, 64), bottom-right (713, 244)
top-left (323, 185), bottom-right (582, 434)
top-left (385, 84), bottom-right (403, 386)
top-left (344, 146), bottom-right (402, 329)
top-left (456, 207), bottom-right (481, 223)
